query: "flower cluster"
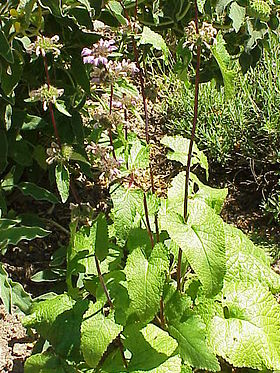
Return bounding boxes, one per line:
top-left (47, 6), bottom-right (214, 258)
top-left (46, 142), bottom-right (61, 165)
top-left (26, 35), bottom-right (63, 57)
top-left (86, 143), bottom-right (122, 187)
top-left (107, 59), bottom-right (139, 79)
top-left (29, 84), bottom-right (64, 111)
top-left (81, 39), bottom-right (117, 66)
top-left (184, 21), bottom-right (217, 50)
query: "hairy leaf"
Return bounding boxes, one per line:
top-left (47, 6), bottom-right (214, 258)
top-left (161, 135), bottom-right (208, 177)
top-left (124, 323), bottom-right (178, 371)
top-left (211, 33), bottom-right (236, 98)
top-left (111, 185), bottom-right (143, 245)
top-left (125, 243), bottom-right (169, 323)
top-left (209, 281), bottom-right (280, 370)
top-left (25, 351), bottom-right (76, 373)
top-left (229, 2), bottom-right (246, 33)
top-left (169, 316), bottom-right (220, 371)
top-left (140, 26), bottom-right (169, 61)
top-left (160, 199), bottom-right (226, 296)
top-left (81, 302), bottom-right (123, 368)
top-left (224, 224), bottom-right (280, 293)
top-left (24, 294), bottom-right (88, 361)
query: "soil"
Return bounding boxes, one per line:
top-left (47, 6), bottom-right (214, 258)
top-left (0, 306), bottom-right (33, 373)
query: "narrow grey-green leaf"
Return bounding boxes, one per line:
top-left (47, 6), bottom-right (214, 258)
top-left (125, 243), bottom-right (169, 323)
top-left (18, 182), bottom-right (58, 203)
top-left (81, 302), bottom-right (123, 368)
top-left (55, 164), bottom-right (70, 203)
top-left (229, 2), bottom-right (246, 32)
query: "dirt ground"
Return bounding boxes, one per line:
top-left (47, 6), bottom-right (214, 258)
top-left (0, 306), bottom-right (33, 373)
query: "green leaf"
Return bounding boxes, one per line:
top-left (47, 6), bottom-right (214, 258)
top-left (81, 302), bottom-right (123, 368)
top-left (0, 263), bottom-right (12, 313)
top-left (0, 29), bottom-right (14, 63)
top-left (21, 114), bottom-right (48, 131)
top-left (18, 182), bottom-right (58, 203)
top-left (5, 104), bottom-right (12, 130)
top-left (54, 101), bottom-right (72, 117)
top-left (128, 136), bottom-right (150, 171)
top-left (0, 263), bottom-right (32, 314)
top-left (107, 0), bottom-right (127, 25)
top-left (8, 138), bottom-right (32, 166)
top-left (0, 226), bottom-right (50, 246)
top-left (197, 0), bottom-right (207, 13)
top-left (125, 243), bottom-right (169, 323)
top-left (191, 174), bottom-right (228, 214)
top-left (38, 0), bottom-right (62, 16)
top-left (25, 352), bottom-right (76, 373)
top-left (111, 185), bottom-right (143, 245)
top-left (169, 316), bottom-right (220, 371)
top-left (160, 199), bottom-right (226, 296)
top-left (229, 2), bottom-right (246, 33)
top-left (55, 164), bottom-right (70, 203)
top-left (161, 135), bottom-right (208, 178)
top-left (24, 295), bottom-right (88, 361)
top-left (95, 213), bottom-right (109, 261)
top-left (224, 224), bottom-right (280, 293)
top-left (211, 33), bottom-right (236, 98)
top-left (209, 281), bottom-right (280, 370)
top-left (140, 26), bottom-right (169, 62)
top-left (124, 323), bottom-right (180, 371)
top-left (0, 130), bottom-right (8, 173)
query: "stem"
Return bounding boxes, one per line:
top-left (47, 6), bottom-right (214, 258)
top-left (143, 193), bottom-right (154, 248)
top-left (94, 254), bottom-right (114, 309)
top-left (177, 1), bottom-right (201, 292)
top-left (95, 254), bottom-right (128, 367)
top-left (43, 56), bottom-right (61, 147)
top-left (120, 0), bottom-right (160, 242)
top-left (109, 84), bottom-right (117, 160)
top-left (117, 335), bottom-right (128, 369)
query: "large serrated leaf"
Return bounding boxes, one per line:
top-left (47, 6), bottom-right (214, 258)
top-left (209, 281), bottom-right (280, 370)
top-left (81, 302), bottom-right (123, 368)
top-left (128, 137), bottom-right (150, 171)
top-left (211, 33), bottom-right (236, 98)
top-left (169, 316), bottom-right (220, 371)
top-left (125, 243), bottom-right (169, 324)
top-left (160, 199), bottom-right (226, 296)
top-left (224, 224), bottom-right (280, 293)
top-left (161, 135), bottom-right (208, 177)
top-left (124, 323), bottom-right (179, 371)
top-left (25, 351), bottom-right (76, 373)
top-left (140, 26), bottom-right (169, 62)
top-left (229, 2), bottom-right (246, 33)
top-left (111, 185), bottom-right (143, 245)
top-left (24, 295), bottom-right (88, 362)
